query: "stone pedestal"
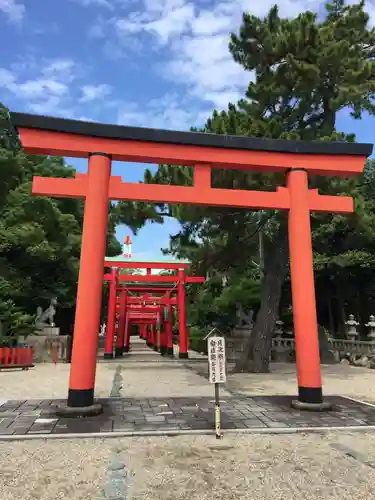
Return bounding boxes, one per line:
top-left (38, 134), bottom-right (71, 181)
top-left (18, 334), bottom-right (70, 363)
top-left (42, 326), bottom-right (60, 336)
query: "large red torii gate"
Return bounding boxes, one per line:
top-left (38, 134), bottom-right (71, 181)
top-left (10, 111), bottom-right (372, 416)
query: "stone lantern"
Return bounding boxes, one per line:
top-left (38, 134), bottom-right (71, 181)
top-left (272, 319), bottom-right (284, 337)
top-left (345, 314), bottom-right (359, 341)
top-left (365, 315), bottom-right (375, 340)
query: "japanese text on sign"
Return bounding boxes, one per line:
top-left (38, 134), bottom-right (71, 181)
top-left (208, 336), bottom-right (226, 384)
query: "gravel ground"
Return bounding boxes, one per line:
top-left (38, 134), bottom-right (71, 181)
top-left (0, 438), bottom-right (112, 500)
top-left (0, 362), bottom-right (116, 400)
top-left (119, 362), bottom-right (231, 398)
top-left (224, 362), bottom-right (375, 403)
top-left (1, 432), bottom-right (374, 500)
top-left (116, 432), bottom-right (375, 500)
top-left (2, 342), bottom-right (375, 499)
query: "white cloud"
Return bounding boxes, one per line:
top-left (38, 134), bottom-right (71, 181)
top-left (0, 58), bottom-right (112, 119)
top-left (0, 58), bottom-right (77, 115)
top-left (0, 0), bottom-right (25, 24)
top-left (71, 0), bottom-right (114, 9)
top-left (14, 79), bottom-right (68, 100)
top-left (163, 33), bottom-right (250, 106)
top-left (79, 84), bottom-right (112, 102)
top-left (113, 0), bottom-right (196, 45)
top-left (71, 0), bottom-right (140, 10)
top-left (117, 93), bottom-right (210, 131)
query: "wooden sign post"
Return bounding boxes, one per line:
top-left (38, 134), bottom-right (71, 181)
top-left (207, 335), bottom-right (226, 439)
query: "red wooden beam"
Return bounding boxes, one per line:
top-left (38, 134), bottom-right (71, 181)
top-left (129, 319), bottom-right (157, 324)
top-left (17, 126), bottom-right (369, 176)
top-left (118, 287), bottom-right (177, 293)
top-left (105, 261), bottom-right (189, 270)
top-left (103, 274), bottom-right (205, 283)
top-left (127, 306), bottom-right (162, 313)
top-left (126, 297), bottom-right (177, 305)
top-left (32, 174), bottom-right (353, 213)
top-left (128, 313), bottom-right (159, 319)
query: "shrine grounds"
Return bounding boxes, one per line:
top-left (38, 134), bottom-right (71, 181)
top-left (1, 342), bottom-right (375, 499)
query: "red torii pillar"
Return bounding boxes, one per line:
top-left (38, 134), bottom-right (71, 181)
top-left (177, 269), bottom-right (188, 358)
top-left (123, 311), bottom-right (131, 353)
top-left (13, 111), bottom-right (371, 414)
top-left (140, 324), bottom-right (147, 339)
top-left (67, 152), bottom-right (111, 412)
top-left (115, 290), bottom-right (128, 357)
top-left (166, 292), bottom-right (174, 357)
top-left (104, 267), bottom-right (118, 359)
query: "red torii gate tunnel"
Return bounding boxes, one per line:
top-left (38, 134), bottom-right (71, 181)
top-left (113, 282), bottom-right (180, 356)
top-left (11, 112), bottom-right (372, 416)
top-left (103, 260), bottom-right (205, 359)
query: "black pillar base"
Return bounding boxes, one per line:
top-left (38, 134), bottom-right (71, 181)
top-left (123, 345), bottom-right (130, 353)
top-left (167, 347), bottom-right (174, 357)
top-left (146, 342), bottom-right (153, 348)
top-left (103, 352), bottom-right (113, 360)
top-left (114, 347), bottom-right (123, 358)
top-left (57, 388), bottom-right (103, 417)
top-left (179, 352), bottom-right (189, 359)
top-left (153, 345), bottom-right (159, 352)
top-left (159, 346), bottom-right (167, 356)
top-left (291, 386), bottom-right (332, 411)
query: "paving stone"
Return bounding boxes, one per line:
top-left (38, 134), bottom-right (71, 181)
top-left (0, 411), bottom-right (21, 418)
top-left (0, 417), bottom-right (13, 430)
top-left (102, 479), bottom-right (127, 500)
top-left (242, 419), bottom-right (268, 428)
top-left (113, 424), bottom-right (136, 431)
top-left (145, 415), bottom-right (166, 423)
top-left (29, 422), bottom-right (56, 433)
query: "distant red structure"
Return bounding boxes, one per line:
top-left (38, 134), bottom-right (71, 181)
top-left (122, 235), bottom-right (132, 258)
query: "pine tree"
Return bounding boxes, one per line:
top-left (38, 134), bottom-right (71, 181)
top-left (120, 1), bottom-right (375, 371)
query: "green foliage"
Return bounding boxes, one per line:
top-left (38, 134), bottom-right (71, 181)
top-left (0, 102), bottom-right (122, 335)
top-left (229, 1), bottom-right (375, 138)
top-left (0, 103), bottom-right (20, 152)
top-left (0, 298), bottom-right (34, 340)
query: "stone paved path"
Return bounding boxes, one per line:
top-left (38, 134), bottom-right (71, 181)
top-left (1, 394), bottom-right (375, 436)
top-left (1, 339), bottom-right (375, 437)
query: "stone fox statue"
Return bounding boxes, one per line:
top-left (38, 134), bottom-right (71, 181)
top-left (35, 297), bottom-right (58, 331)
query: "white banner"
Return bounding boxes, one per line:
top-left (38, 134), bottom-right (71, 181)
top-left (208, 336), bottom-right (226, 384)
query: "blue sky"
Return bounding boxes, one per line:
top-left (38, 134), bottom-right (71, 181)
top-left (0, 0), bottom-right (374, 259)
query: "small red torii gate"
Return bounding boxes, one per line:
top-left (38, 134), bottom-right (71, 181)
top-left (115, 283), bottom-right (178, 357)
top-left (116, 295), bottom-right (177, 355)
top-left (103, 262), bottom-right (205, 359)
top-left (112, 294), bottom-right (167, 354)
top-left (10, 111), bottom-right (372, 415)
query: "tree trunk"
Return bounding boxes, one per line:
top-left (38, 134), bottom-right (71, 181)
top-left (327, 296), bottom-right (335, 337)
top-left (336, 288), bottom-right (347, 338)
top-left (234, 221), bottom-right (289, 373)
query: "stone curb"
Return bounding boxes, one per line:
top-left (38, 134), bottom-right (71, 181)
top-left (1, 425), bottom-right (375, 442)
